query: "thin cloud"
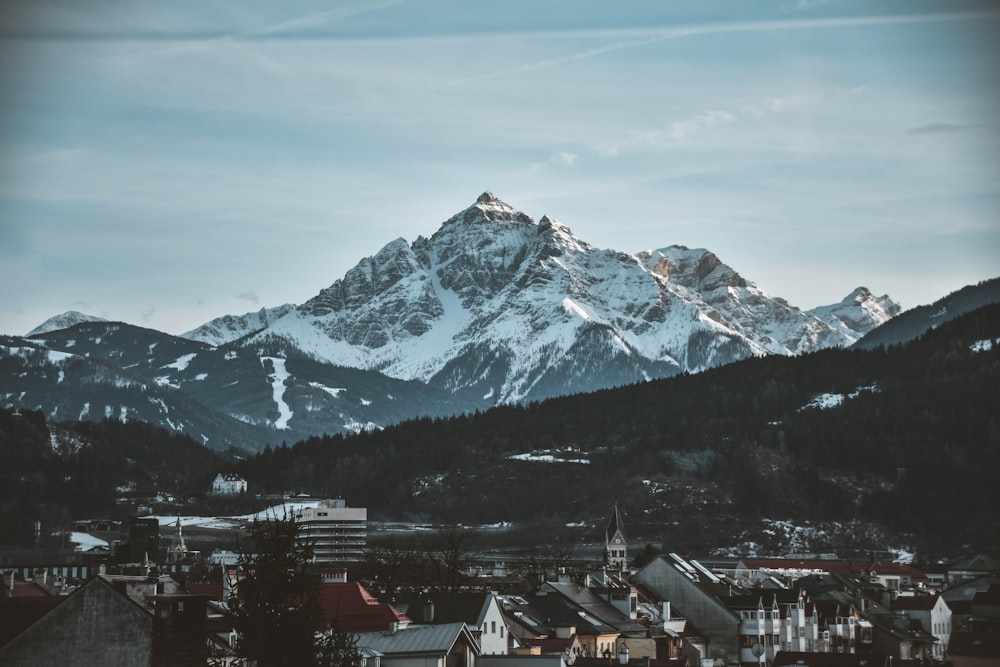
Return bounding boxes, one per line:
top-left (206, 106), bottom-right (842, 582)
top-left (907, 122), bottom-right (979, 136)
top-left (236, 290), bottom-right (260, 305)
top-left (119, 0), bottom-right (405, 65)
top-left (438, 10), bottom-right (999, 88)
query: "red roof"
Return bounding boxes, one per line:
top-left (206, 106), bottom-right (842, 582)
top-left (318, 582), bottom-right (410, 633)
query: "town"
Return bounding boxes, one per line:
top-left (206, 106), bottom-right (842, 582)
top-left (0, 474), bottom-right (996, 666)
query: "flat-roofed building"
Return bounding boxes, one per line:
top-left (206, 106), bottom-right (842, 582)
top-left (294, 499), bottom-right (367, 564)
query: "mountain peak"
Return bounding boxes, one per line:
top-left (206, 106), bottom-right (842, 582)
top-left (26, 311), bottom-right (108, 337)
top-left (476, 191), bottom-right (499, 204)
top-left (448, 192), bottom-right (534, 227)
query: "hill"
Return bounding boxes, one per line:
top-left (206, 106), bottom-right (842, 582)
top-left (234, 303), bottom-right (1000, 558)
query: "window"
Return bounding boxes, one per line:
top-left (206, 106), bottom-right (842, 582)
top-left (492, 621), bottom-right (497, 634)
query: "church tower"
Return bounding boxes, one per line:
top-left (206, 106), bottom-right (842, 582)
top-left (605, 503), bottom-right (627, 571)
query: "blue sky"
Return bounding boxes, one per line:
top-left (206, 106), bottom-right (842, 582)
top-left (1, 0), bottom-right (998, 336)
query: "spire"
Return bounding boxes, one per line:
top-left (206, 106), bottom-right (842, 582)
top-left (606, 503), bottom-right (625, 543)
top-left (169, 518), bottom-right (188, 562)
top-left (605, 503), bottom-right (628, 571)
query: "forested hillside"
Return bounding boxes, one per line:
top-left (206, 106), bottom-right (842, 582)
top-left (2, 304), bottom-right (996, 559)
top-left (0, 411), bottom-right (226, 547)
top-left (235, 304), bottom-right (1000, 557)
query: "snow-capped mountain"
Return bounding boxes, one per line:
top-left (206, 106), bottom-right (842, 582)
top-left (808, 287), bottom-right (900, 340)
top-left (181, 304), bottom-right (297, 346)
top-left (26, 311), bottom-right (107, 337)
top-left (2, 320), bottom-right (464, 451)
top-left (243, 193), bottom-right (895, 403)
top-left (2, 192), bottom-right (909, 449)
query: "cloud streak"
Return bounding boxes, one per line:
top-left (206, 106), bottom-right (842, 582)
top-left (437, 9), bottom-right (1000, 88)
top-left (906, 122), bottom-right (981, 136)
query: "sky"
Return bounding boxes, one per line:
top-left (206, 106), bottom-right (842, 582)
top-left (1, 0), bottom-right (998, 337)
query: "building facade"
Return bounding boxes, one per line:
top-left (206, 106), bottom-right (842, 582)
top-left (211, 473), bottom-right (247, 496)
top-left (294, 499), bottom-right (367, 564)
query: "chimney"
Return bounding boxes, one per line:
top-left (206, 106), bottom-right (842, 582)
top-left (423, 600), bottom-right (435, 623)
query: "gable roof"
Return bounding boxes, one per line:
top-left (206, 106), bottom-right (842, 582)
top-left (892, 594), bottom-right (942, 612)
top-left (355, 621), bottom-right (478, 656)
top-left (320, 582), bottom-right (410, 633)
top-left (0, 597), bottom-right (63, 649)
top-left (395, 592), bottom-right (494, 627)
top-left (542, 582), bottom-right (645, 633)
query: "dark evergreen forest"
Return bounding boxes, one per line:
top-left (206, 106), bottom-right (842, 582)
top-left (235, 303), bottom-right (1000, 557)
top-left (2, 304), bottom-right (997, 559)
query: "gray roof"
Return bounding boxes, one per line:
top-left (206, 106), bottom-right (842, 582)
top-left (356, 622), bottom-right (476, 656)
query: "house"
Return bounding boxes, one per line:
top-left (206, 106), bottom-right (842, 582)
top-left (724, 591), bottom-right (821, 665)
top-left (853, 561), bottom-right (927, 593)
top-left (946, 555), bottom-right (1000, 585)
top-left (863, 609), bottom-right (937, 662)
top-left (319, 579), bottom-right (411, 633)
top-left (355, 621), bottom-right (481, 667)
top-left (0, 574), bottom-right (211, 666)
top-left (632, 553), bottom-right (742, 665)
top-left (942, 575), bottom-right (1000, 631)
top-left (892, 594), bottom-right (952, 660)
top-left (396, 591), bottom-right (510, 655)
top-left (211, 472), bottom-right (248, 495)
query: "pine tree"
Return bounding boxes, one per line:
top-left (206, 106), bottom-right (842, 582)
top-left (228, 512), bottom-right (359, 667)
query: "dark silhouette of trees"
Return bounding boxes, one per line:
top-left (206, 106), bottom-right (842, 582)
top-left (228, 512), bottom-right (361, 667)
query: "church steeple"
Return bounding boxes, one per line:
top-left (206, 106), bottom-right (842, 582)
top-left (605, 503), bottom-right (627, 571)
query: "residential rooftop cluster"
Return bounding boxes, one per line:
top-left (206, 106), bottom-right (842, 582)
top-left (1, 501), bottom-right (997, 666)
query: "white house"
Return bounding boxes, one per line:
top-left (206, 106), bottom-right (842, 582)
top-left (893, 594), bottom-right (952, 660)
top-left (211, 473), bottom-right (247, 496)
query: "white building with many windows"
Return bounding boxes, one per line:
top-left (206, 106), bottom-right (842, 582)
top-left (211, 473), bottom-right (247, 496)
top-left (293, 498), bottom-right (367, 564)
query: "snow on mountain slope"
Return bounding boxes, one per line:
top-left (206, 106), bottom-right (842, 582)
top-left (246, 193), bottom-right (891, 404)
top-left (181, 304), bottom-right (297, 346)
top-left (26, 311), bottom-right (108, 337)
top-left (807, 287), bottom-right (900, 343)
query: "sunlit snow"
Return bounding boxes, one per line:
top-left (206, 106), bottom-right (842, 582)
top-left (69, 532), bottom-right (109, 552)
